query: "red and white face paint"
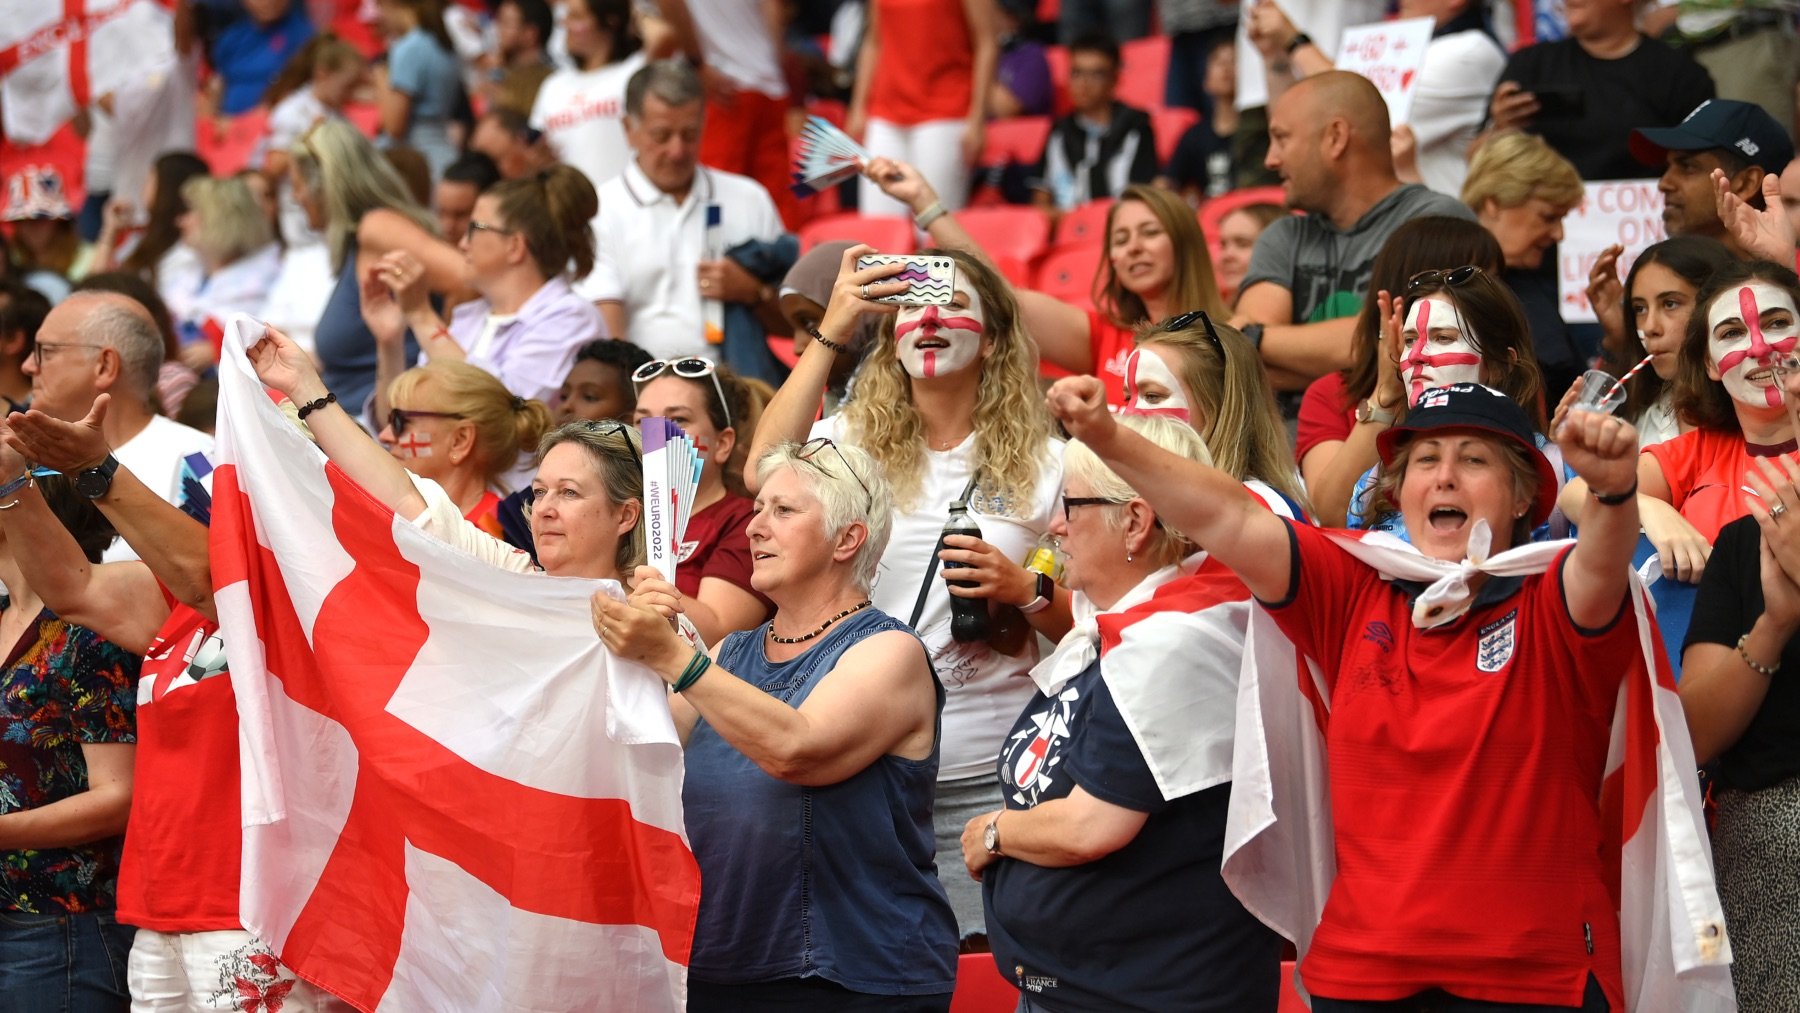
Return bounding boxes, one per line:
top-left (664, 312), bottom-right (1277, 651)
top-left (1400, 295), bottom-right (1483, 407)
top-left (894, 282), bottom-right (986, 380)
top-left (391, 431), bottom-right (433, 459)
top-left (1121, 346), bottom-right (1191, 423)
top-left (1709, 282), bottom-right (1799, 409)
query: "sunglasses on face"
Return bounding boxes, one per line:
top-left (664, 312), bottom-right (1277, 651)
top-left (387, 408), bottom-right (464, 437)
top-left (796, 436), bottom-right (872, 510)
top-left (1405, 265), bottom-right (1482, 297)
top-left (632, 356), bottom-right (732, 428)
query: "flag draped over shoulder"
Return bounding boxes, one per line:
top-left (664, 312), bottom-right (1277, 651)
top-left (210, 315), bottom-right (700, 1013)
top-left (0, 0), bottom-right (175, 145)
top-left (1222, 527), bottom-right (1737, 1012)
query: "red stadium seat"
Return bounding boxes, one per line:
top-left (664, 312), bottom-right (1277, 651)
top-left (1151, 107), bottom-right (1201, 166)
top-left (1055, 198), bottom-right (1114, 248)
top-left (980, 116), bottom-right (1053, 168)
top-left (957, 206), bottom-right (1052, 271)
top-left (1198, 184), bottom-right (1289, 240)
top-left (950, 953), bottom-right (1018, 1013)
top-left (795, 212), bottom-right (916, 254)
top-left (1118, 36), bottom-right (1171, 111)
top-left (1045, 45), bottom-right (1073, 117)
top-left (1033, 243), bottom-right (1102, 309)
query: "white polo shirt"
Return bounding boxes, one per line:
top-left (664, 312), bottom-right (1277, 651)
top-left (576, 159), bottom-right (784, 361)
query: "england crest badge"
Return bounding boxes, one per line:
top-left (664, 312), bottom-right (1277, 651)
top-left (1476, 609), bottom-right (1517, 673)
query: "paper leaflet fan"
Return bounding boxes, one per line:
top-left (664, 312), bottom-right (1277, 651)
top-left (639, 418), bottom-right (704, 585)
top-left (791, 116), bottom-right (872, 197)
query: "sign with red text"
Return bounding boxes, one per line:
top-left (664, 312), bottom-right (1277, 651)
top-left (1558, 180), bottom-right (1666, 324)
top-left (1337, 17), bottom-right (1434, 125)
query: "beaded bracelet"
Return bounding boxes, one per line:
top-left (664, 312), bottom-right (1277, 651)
top-left (297, 392), bottom-right (338, 420)
top-left (672, 651), bottom-right (712, 694)
top-left (1736, 632), bottom-right (1779, 678)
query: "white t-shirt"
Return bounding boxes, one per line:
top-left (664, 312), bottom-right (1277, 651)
top-left (178, 243), bottom-right (283, 335)
top-left (1411, 29), bottom-right (1507, 198)
top-left (688, 0), bottom-right (787, 98)
top-left (529, 52), bottom-right (648, 193)
top-left (109, 414), bottom-right (215, 563)
top-left (578, 160), bottom-right (784, 361)
top-left (811, 413), bottom-right (1064, 780)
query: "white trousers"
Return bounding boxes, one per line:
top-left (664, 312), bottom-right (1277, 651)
top-left (859, 117), bottom-right (973, 219)
top-left (128, 928), bottom-right (352, 1012)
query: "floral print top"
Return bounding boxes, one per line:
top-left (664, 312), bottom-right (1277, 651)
top-left (0, 601), bottom-right (140, 914)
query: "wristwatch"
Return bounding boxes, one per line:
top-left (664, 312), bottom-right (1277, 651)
top-left (1355, 398), bottom-right (1398, 426)
top-left (1019, 570), bottom-right (1054, 615)
top-left (984, 813), bottom-right (1005, 856)
top-left (75, 455), bottom-right (119, 499)
top-left (1240, 322), bottom-right (1265, 350)
top-left (1284, 32), bottom-right (1313, 55)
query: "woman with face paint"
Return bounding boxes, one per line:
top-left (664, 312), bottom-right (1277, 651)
top-left (1048, 373), bottom-right (1667, 1013)
top-left (749, 244), bottom-right (1065, 943)
top-left (1617, 261), bottom-right (1800, 584)
top-left (1604, 237), bottom-right (1734, 449)
top-left (863, 158), bottom-right (1227, 406)
top-left (1681, 439), bottom-right (1800, 1013)
top-left (630, 358), bottom-right (773, 645)
top-left (1311, 266), bottom-right (1548, 535)
top-left (1119, 316), bottom-right (1309, 514)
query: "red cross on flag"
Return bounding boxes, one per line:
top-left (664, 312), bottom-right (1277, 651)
top-left (209, 315), bottom-right (700, 1012)
top-left (0, 0), bottom-right (176, 145)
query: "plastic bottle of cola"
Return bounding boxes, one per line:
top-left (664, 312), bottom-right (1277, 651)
top-left (943, 500), bottom-right (988, 643)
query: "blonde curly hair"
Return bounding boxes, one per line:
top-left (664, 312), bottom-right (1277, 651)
top-left (839, 249), bottom-right (1051, 515)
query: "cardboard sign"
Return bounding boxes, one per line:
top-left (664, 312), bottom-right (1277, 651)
top-left (1558, 180), bottom-right (1666, 324)
top-left (1337, 17), bottom-right (1435, 125)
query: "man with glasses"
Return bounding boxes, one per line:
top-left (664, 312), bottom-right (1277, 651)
top-left (21, 291), bottom-right (214, 561)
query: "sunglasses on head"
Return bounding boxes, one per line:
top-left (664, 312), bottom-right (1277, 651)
top-left (1158, 309), bottom-right (1224, 358)
top-left (387, 408), bottom-right (463, 437)
top-left (796, 436), bottom-right (872, 510)
top-left (631, 357), bottom-right (732, 428)
top-left (1405, 265), bottom-right (1482, 296)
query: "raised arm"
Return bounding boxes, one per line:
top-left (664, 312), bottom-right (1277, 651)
top-left (247, 324), bottom-right (429, 518)
top-left (1554, 406), bottom-right (1642, 629)
top-left (1047, 375), bottom-right (1295, 600)
top-left (746, 246), bottom-right (901, 491)
top-left (862, 157), bottom-right (1099, 374)
top-left (1306, 291), bottom-right (1404, 526)
top-left (356, 209), bottom-right (471, 299)
top-left (1715, 167), bottom-right (1796, 264)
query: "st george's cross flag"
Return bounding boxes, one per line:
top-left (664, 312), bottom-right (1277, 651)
top-left (0, 0), bottom-right (176, 145)
top-left (209, 315), bottom-right (700, 1012)
top-left (1222, 527), bottom-right (1736, 1012)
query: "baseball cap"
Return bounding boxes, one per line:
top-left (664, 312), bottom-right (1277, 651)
top-left (1630, 99), bottom-right (1795, 177)
top-left (1375, 383), bottom-right (1559, 528)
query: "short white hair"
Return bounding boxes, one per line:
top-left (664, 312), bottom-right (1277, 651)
top-left (1062, 415), bottom-right (1212, 567)
top-left (756, 440), bottom-right (892, 592)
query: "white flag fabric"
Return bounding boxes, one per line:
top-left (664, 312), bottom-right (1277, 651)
top-left (1222, 527), bottom-right (1737, 1012)
top-left (0, 0), bottom-right (177, 145)
top-left (210, 315), bottom-right (699, 1012)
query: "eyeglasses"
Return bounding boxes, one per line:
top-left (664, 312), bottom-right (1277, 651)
top-left (632, 356), bottom-right (732, 427)
top-left (1159, 309), bottom-right (1224, 357)
top-left (1405, 265), bottom-right (1482, 296)
top-left (387, 408), bottom-right (464, 437)
top-left (465, 220), bottom-right (514, 240)
top-left (31, 341), bottom-right (104, 369)
top-left (796, 437), bottom-right (872, 510)
top-left (521, 420), bottom-right (643, 518)
top-left (1061, 495), bottom-right (1131, 521)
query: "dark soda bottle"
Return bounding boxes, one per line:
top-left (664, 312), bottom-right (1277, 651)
top-left (943, 500), bottom-right (988, 642)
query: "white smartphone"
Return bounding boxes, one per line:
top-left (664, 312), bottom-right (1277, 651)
top-left (855, 254), bottom-right (957, 306)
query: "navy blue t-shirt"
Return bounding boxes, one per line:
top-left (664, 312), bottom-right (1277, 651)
top-left (984, 661), bottom-right (1282, 1013)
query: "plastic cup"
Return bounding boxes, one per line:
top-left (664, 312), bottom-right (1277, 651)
top-left (1570, 368), bottom-right (1627, 416)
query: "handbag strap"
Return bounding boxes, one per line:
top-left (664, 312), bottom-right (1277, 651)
top-left (908, 471), bottom-right (982, 630)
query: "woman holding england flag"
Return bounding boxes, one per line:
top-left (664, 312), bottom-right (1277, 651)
top-left (1044, 374), bottom-right (1725, 1012)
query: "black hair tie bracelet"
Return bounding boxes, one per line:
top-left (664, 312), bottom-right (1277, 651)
top-left (297, 393), bottom-right (338, 421)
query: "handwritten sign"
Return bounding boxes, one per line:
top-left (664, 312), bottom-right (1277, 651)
top-left (1337, 17), bottom-right (1435, 125)
top-left (1558, 180), bottom-right (1666, 324)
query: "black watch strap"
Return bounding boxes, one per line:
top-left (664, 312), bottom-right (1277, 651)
top-left (76, 455), bottom-right (119, 499)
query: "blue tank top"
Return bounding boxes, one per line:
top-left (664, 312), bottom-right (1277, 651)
top-left (686, 607), bottom-right (957, 995)
top-left (315, 244), bottom-right (418, 420)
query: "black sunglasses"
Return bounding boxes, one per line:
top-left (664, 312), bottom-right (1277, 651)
top-left (1405, 265), bottom-right (1482, 296)
top-left (796, 437), bottom-right (872, 509)
top-left (388, 408), bottom-right (464, 437)
top-left (575, 419), bottom-right (643, 467)
top-left (1159, 309), bottom-right (1224, 357)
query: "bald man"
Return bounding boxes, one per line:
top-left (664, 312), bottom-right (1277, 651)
top-left (1234, 71), bottom-right (1473, 392)
top-left (24, 290), bottom-right (214, 560)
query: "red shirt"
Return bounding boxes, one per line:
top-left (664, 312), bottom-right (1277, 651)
top-left (676, 494), bottom-right (770, 613)
top-left (466, 489), bottom-right (505, 540)
top-left (867, 0), bottom-right (972, 124)
top-left (115, 603), bottom-right (243, 933)
top-left (1086, 308), bottom-right (1134, 408)
top-left (1265, 522), bottom-right (1628, 1008)
top-left (1297, 372), bottom-right (1355, 464)
top-left (1642, 426), bottom-right (1786, 544)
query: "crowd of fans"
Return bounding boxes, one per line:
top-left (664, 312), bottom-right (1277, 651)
top-left (3, 0), bottom-right (1800, 1010)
